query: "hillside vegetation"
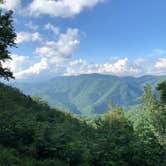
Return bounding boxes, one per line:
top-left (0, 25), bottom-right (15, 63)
top-left (13, 74), bottom-right (166, 114)
top-left (0, 81), bottom-right (166, 165)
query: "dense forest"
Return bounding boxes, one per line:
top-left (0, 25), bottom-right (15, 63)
top-left (0, 4), bottom-right (166, 166)
top-left (0, 80), bottom-right (166, 165)
top-left (12, 74), bottom-right (166, 115)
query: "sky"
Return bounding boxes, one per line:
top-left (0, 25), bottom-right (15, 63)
top-left (1, 0), bottom-right (166, 81)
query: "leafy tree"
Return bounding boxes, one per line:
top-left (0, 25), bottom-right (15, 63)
top-left (134, 123), bottom-right (166, 166)
top-left (0, 10), bottom-right (16, 80)
top-left (141, 84), bottom-right (156, 111)
top-left (92, 107), bottom-right (135, 166)
top-left (0, 147), bottom-right (21, 166)
top-left (150, 81), bottom-right (166, 146)
top-left (156, 81), bottom-right (166, 104)
top-left (130, 83), bottom-right (166, 165)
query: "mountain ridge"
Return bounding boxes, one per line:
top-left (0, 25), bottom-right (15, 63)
top-left (11, 74), bottom-right (166, 115)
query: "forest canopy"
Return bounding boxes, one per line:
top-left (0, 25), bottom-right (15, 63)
top-left (0, 81), bottom-right (166, 165)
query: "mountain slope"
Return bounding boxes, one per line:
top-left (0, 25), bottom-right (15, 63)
top-left (0, 82), bottom-right (96, 165)
top-left (12, 74), bottom-right (166, 115)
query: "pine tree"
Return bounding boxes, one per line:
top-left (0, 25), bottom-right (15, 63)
top-left (0, 10), bottom-right (16, 80)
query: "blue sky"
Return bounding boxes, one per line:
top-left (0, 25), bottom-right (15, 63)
top-left (1, 0), bottom-right (166, 80)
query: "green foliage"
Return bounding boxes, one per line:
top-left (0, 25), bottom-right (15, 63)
top-left (156, 81), bottom-right (166, 104)
top-left (0, 82), bottom-right (166, 165)
top-left (141, 84), bottom-right (156, 110)
top-left (151, 105), bottom-right (166, 146)
top-left (0, 147), bottom-right (21, 166)
top-left (13, 74), bottom-right (166, 115)
top-left (127, 83), bottom-right (166, 165)
top-left (0, 10), bottom-right (16, 80)
top-left (92, 107), bottom-right (135, 166)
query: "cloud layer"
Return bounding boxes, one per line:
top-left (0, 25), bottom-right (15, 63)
top-left (28, 0), bottom-right (104, 17)
top-left (0, 0), bottom-right (21, 10)
top-left (5, 48), bottom-right (166, 80)
top-left (16, 32), bottom-right (42, 43)
top-left (1, 0), bottom-right (104, 17)
top-left (155, 58), bottom-right (166, 69)
top-left (1, 1), bottom-right (166, 80)
top-left (3, 21), bottom-right (166, 80)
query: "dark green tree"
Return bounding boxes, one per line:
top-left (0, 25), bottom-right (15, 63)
top-left (0, 10), bottom-right (16, 80)
top-left (156, 81), bottom-right (166, 104)
top-left (151, 81), bottom-right (166, 146)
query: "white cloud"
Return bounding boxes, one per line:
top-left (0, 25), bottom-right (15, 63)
top-left (5, 28), bottom-right (80, 79)
top-left (99, 58), bottom-right (139, 75)
top-left (58, 57), bottom-right (139, 76)
top-left (44, 23), bottom-right (60, 35)
top-left (4, 28), bottom-right (166, 80)
top-left (15, 58), bottom-right (48, 78)
top-left (155, 58), bottom-right (166, 69)
top-left (28, 0), bottom-right (104, 17)
top-left (3, 54), bottom-right (27, 72)
top-left (3, 54), bottom-right (48, 79)
top-left (0, 0), bottom-right (21, 10)
top-left (16, 32), bottom-right (42, 44)
top-left (26, 21), bottom-right (39, 31)
top-left (5, 55), bottom-right (166, 80)
top-left (35, 28), bottom-right (79, 60)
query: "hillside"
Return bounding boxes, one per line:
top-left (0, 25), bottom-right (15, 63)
top-left (0, 83), bottom-right (166, 166)
top-left (0, 82), bottom-right (94, 165)
top-left (12, 74), bottom-right (166, 115)
top-left (0, 82), bottom-right (165, 165)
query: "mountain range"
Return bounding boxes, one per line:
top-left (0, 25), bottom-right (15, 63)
top-left (11, 74), bottom-right (166, 115)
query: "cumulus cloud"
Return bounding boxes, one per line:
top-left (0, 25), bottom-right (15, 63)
top-left (5, 55), bottom-right (166, 80)
top-left (35, 28), bottom-right (79, 59)
top-left (28, 0), bottom-right (104, 17)
top-left (155, 58), bottom-right (166, 69)
top-left (1, 0), bottom-right (105, 18)
top-left (2, 54), bottom-right (28, 72)
top-left (2, 54), bottom-right (48, 79)
top-left (101, 58), bottom-right (130, 73)
top-left (0, 0), bottom-right (21, 10)
top-left (64, 58), bottom-right (141, 76)
top-left (4, 27), bottom-right (166, 80)
top-left (16, 32), bottom-right (42, 44)
top-left (15, 58), bottom-right (48, 78)
top-left (4, 28), bottom-right (80, 79)
top-left (44, 23), bottom-right (60, 35)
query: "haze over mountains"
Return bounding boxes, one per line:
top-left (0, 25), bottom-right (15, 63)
top-left (12, 74), bottom-right (166, 115)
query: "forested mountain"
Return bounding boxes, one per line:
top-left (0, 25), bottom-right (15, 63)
top-left (0, 2), bottom-right (166, 165)
top-left (12, 74), bottom-right (166, 115)
top-left (0, 82), bottom-right (166, 165)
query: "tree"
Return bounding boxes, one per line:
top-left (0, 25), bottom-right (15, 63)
top-left (156, 81), bottom-right (166, 104)
top-left (0, 10), bottom-right (16, 80)
top-left (92, 107), bottom-right (135, 166)
top-left (151, 81), bottom-right (166, 146)
top-left (141, 84), bottom-right (157, 112)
